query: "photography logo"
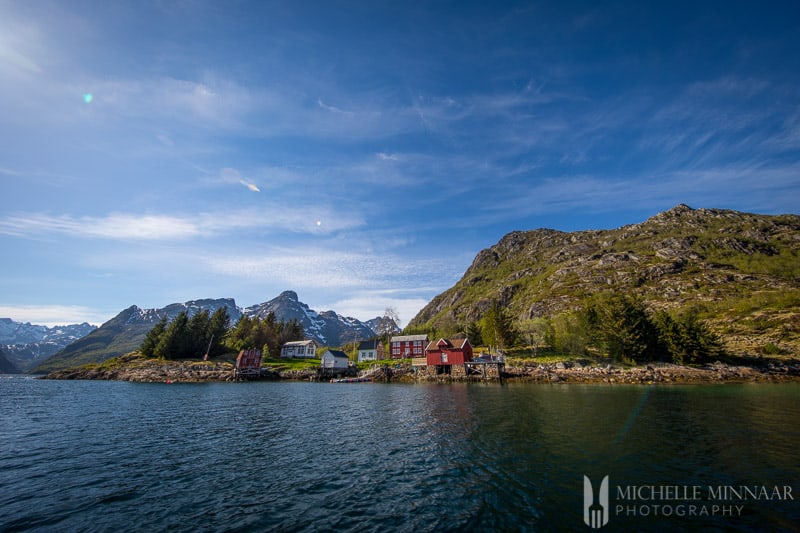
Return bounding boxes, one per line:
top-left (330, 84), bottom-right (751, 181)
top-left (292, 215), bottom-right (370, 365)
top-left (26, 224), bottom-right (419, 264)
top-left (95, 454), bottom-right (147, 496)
top-left (583, 475), bottom-right (610, 529)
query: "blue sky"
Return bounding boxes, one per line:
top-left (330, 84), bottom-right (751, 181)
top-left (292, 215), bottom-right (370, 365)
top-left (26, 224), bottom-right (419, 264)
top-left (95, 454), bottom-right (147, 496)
top-left (1, 0), bottom-right (798, 327)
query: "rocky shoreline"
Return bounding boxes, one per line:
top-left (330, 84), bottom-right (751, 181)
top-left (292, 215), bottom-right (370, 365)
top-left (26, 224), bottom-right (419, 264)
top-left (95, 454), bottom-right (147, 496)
top-left (500, 360), bottom-right (800, 384)
top-left (41, 356), bottom-right (800, 384)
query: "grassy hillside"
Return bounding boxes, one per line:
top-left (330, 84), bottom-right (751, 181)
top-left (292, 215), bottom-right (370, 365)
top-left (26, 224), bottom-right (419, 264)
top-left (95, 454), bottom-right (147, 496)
top-left (32, 317), bottom-right (152, 373)
top-left (409, 205), bottom-right (800, 358)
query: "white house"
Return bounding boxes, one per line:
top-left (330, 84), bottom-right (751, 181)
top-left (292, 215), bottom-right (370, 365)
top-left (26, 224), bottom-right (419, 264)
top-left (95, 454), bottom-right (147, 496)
top-left (321, 349), bottom-right (350, 369)
top-left (357, 339), bottom-right (385, 362)
top-left (281, 339), bottom-right (318, 359)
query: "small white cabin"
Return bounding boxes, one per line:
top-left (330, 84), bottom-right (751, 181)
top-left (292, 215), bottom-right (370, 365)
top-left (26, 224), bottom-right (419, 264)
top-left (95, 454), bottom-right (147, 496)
top-left (321, 349), bottom-right (350, 369)
top-left (281, 339), bottom-right (318, 359)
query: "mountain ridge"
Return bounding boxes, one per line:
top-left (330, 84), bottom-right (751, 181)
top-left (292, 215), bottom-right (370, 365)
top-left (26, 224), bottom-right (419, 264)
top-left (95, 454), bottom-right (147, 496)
top-left (32, 292), bottom-right (394, 372)
top-left (408, 204), bottom-right (800, 357)
top-left (0, 319), bottom-right (97, 372)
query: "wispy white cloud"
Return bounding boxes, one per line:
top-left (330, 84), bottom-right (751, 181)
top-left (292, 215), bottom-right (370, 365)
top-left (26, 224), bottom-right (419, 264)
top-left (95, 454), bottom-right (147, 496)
top-left (328, 292), bottom-right (432, 327)
top-left (207, 248), bottom-right (459, 291)
top-left (479, 160), bottom-right (800, 225)
top-left (0, 213), bottom-right (201, 240)
top-left (0, 207), bottom-right (364, 241)
top-left (0, 42), bottom-right (41, 74)
top-left (0, 167), bottom-right (22, 176)
top-left (317, 98), bottom-right (355, 116)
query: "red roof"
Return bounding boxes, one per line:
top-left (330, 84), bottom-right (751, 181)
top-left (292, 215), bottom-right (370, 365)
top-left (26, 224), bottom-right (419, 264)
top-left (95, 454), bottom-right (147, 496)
top-left (425, 338), bottom-right (470, 351)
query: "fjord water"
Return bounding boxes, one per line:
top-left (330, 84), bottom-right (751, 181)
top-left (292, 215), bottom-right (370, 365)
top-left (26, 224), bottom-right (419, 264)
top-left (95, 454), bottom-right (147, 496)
top-left (1, 378), bottom-right (798, 532)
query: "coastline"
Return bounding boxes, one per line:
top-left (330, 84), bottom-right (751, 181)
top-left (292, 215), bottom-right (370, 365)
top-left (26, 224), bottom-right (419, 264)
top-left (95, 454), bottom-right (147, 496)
top-left (40, 355), bottom-right (800, 384)
top-left (500, 361), bottom-right (800, 384)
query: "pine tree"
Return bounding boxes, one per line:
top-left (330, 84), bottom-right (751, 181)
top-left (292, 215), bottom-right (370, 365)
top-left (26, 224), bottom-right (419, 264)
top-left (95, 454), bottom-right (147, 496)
top-left (588, 294), bottom-right (660, 363)
top-left (480, 301), bottom-right (515, 350)
top-left (140, 316), bottom-right (168, 357)
top-left (155, 311), bottom-right (190, 359)
top-left (208, 307), bottom-right (230, 358)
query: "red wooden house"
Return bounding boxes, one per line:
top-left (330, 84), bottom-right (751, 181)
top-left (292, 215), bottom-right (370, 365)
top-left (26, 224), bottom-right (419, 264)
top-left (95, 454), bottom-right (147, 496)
top-left (425, 338), bottom-right (473, 366)
top-left (234, 348), bottom-right (262, 379)
top-left (389, 334), bottom-right (429, 359)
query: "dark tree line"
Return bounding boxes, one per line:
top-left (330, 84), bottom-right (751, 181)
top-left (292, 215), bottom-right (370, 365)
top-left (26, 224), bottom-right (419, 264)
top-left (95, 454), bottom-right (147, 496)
top-left (584, 294), bottom-right (723, 364)
top-left (405, 294), bottom-right (722, 365)
top-left (140, 308), bottom-right (230, 360)
top-left (140, 310), bottom-right (305, 360)
top-left (225, 313), bottom-right (304, 358)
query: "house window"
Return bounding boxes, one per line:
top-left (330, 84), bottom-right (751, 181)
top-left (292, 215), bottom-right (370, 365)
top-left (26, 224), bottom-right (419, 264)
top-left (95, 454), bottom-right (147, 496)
top-left (442, 352), bottom-right (448, 363)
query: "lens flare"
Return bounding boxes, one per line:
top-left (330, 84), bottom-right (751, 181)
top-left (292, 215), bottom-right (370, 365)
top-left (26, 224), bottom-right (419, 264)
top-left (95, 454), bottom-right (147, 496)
top-left (83, 93), bottom-right (93, 104)
top-left (240, 180), bottom-right (260, 192)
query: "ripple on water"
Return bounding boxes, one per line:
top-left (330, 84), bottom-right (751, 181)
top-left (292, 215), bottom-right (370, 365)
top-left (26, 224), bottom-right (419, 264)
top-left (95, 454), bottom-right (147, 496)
top-left (1, 380), bottom-right (798, 532)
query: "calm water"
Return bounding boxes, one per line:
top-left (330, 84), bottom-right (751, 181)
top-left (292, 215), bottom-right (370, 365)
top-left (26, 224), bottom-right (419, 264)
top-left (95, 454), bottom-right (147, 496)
top-left (1, 377), bottom-right (798, 532)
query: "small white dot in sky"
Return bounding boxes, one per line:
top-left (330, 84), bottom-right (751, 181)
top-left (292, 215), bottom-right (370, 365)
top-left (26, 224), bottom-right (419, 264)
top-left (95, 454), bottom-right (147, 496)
top-left (316, 220), bottom-right (322, 226)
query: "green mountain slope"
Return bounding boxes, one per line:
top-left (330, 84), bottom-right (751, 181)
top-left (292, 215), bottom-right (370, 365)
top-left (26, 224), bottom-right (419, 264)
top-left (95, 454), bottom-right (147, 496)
top-left (31, 307), bottom-right (155, 373)
top-left (409, 205), bottom-right (800, 357)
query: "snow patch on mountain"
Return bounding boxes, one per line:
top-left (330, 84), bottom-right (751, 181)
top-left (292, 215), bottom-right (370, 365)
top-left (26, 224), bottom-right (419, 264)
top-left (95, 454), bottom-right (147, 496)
top-left (0, 318), bottom-right (97, 371)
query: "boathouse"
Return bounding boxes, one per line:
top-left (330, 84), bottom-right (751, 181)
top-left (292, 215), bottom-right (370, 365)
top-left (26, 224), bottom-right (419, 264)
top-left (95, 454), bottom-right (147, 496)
top-left (321, 349), bottom-right (350, 369)
top-left (425, 338), bottom-right (473, 366)
top-left (234, 348), bottom-right (262, 380)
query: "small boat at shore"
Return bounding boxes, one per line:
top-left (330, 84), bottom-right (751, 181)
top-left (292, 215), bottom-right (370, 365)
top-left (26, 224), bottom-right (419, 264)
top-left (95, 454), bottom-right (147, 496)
top-left (330, 377), bottom-right (373, 383)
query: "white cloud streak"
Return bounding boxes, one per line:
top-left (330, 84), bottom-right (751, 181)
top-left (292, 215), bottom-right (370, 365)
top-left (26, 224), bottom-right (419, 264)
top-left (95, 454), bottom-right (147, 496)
top-left (0, 208), bottom-right (363, 241)
top-left (208, 249), bottom-right (459, 291)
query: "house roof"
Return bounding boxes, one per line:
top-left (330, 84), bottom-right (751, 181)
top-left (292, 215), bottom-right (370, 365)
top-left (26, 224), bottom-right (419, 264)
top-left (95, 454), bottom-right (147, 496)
top-left (357, 339), bottom-right (380, 351)
top-left (283, 340), bottom-right (317, 347)
top-left (425, 338), bottom-right (471, 351)
top-left (325, 349), bottom-right (349, 359)
top-left (390, 334), bottom-right (429, 343)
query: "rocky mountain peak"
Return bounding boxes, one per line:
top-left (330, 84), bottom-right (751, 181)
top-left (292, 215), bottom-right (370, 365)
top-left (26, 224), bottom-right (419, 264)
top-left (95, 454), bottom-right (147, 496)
top-left (278, 290), bottom-right (299, 301)
top-left (1, 319), bottom-right (98, 372)
top-left (408, 205), bottom-right (800, 357)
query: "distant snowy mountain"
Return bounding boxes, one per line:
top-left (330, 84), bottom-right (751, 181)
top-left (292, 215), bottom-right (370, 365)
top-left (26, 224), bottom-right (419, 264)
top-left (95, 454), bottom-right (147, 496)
top-left (33, 299), bottom-right (242, 373)
top-left (114, 298), bottom-right (243, 326)
top-left (0, 349), bottom-right (18, 374)
top-left (244, 290), bottom-right (381, 346)
top-left (33, 292), bottom-right (395, 373)
top-left (0, 318), bottom-right (96, 372)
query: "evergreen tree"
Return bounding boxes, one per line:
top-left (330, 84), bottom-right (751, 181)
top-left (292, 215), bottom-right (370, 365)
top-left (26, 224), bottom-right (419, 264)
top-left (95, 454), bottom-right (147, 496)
top-left (154, 311), bottom-right (190, 359)
top-left (188, 310), bottom-right (212, 358)
top-left (227, 315), bottom-right (255, 352)
top-left (140, 316), bottom-right (168, 357)
top-left (225, 313), bottom-right (304, 356)
top-left (465, 321), bottom-right (483, 346)
top-left (207, 307), bottom-right (230, 358)
top-left (587, 295), bottom-right (660, 362)
top-left (480, 302), bottom-right (515, 350)
top-left (653, 309), bottom-right (723, 364)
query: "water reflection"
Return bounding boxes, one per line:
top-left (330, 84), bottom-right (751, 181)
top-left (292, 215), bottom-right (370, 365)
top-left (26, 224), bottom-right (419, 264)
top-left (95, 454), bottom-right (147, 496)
top-left (1, 379), bottom-right (797, 532)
